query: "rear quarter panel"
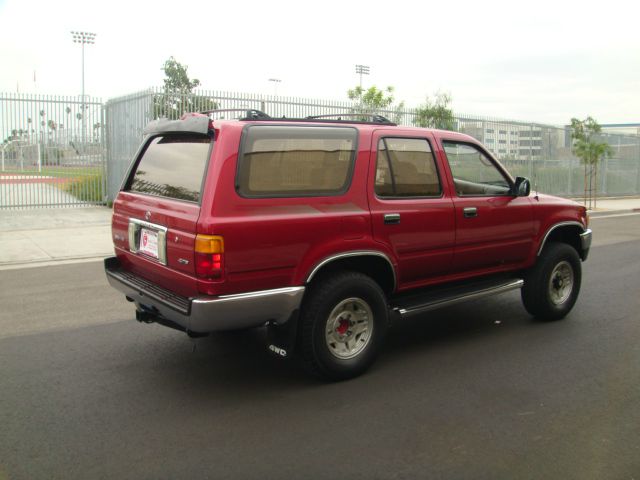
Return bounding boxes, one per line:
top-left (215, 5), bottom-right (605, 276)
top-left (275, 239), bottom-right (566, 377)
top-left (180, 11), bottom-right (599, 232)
top-left (197, 125), bottom-right (389, 296)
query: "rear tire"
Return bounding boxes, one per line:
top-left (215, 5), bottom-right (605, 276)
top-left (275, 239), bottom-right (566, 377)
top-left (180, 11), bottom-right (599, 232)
top-left (298, 271), bottom-right (388, 381)
top-left (521, 242), bottom-right (582, 320)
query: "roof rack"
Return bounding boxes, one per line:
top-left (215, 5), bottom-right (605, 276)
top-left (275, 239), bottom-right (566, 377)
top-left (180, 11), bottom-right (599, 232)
top-left (199, 109), bottom-right (398, 126)
top-left (200, 108), bottom-right (271, 120)
top-left (306, 113), bottom-right (396, 125)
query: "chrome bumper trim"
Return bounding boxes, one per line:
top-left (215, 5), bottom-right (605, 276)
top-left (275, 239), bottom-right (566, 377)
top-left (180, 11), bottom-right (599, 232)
top-left (580, 228), bottom-right (592, 260)
top-left (104, 257), bottom-right (305, 333)
top-left (190, 286), bottom-right (305, 332)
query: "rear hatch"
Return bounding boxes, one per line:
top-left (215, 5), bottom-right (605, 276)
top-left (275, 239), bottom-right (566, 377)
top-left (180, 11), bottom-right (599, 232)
top-left (112, 132), bottom-right (212, 297)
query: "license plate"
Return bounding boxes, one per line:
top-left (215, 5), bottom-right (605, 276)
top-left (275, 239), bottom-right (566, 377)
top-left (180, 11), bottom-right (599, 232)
top-left (139, 228), bottom-right (159, 259)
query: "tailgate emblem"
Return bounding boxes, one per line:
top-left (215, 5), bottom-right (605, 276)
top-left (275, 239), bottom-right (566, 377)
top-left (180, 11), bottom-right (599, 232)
top-left (144, 211), bottom-right (151, 221)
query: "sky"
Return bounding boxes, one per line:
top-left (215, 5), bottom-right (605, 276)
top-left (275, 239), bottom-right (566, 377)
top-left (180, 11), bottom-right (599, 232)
top-left (0, 0), bottom-right (638, 125)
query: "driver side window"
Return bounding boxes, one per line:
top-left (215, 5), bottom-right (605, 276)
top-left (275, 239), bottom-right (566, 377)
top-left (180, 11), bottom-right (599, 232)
top-left (443, 141), bottom-right (511, 196)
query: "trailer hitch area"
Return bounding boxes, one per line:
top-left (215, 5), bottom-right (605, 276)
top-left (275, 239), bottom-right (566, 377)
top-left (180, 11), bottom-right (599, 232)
top-left (135, 308), bottom-right (157, 324)
top-left (134, 305), bottom-right (208, 338)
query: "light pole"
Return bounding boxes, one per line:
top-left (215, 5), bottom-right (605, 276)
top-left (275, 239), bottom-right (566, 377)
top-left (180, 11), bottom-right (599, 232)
top-left (268, 78), bottom-right (282, 96)
top-left (355, 64), bottom-right (370, 90)
top-left (71, 31), bottom-right (96, 148)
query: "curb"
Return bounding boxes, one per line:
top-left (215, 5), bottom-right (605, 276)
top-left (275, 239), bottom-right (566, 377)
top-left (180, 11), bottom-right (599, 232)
top-left (0, 222), bottom-right (111, 234)
top-left (0, 254), bottom-right (110, 271)
top-left (589, 208), bottom-right (640, 218)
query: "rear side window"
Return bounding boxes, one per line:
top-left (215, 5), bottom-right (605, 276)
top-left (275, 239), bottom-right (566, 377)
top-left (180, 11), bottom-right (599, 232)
top-left (375, 137), bottom-right (442, 197)
top-left (237, 125), bottom-right (357, 197)
top-left (127, 134), bottom-right (211, 202)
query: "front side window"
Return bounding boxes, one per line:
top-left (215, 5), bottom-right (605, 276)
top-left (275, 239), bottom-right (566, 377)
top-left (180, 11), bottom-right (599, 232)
top-left (443, 141), bottom-right (511, 196)
top-left (237, 126), bottom-right (356, 197)
top-left (375, 137), bottom-right (441, 198)
top-left (128, 134), bottom-right (211, 202)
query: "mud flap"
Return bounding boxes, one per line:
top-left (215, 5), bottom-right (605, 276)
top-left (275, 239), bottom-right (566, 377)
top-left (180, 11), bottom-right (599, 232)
top-left (266, 310), bottom-right (299, 359)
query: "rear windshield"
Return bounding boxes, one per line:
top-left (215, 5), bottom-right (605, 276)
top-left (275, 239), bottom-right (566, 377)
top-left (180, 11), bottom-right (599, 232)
top-left (127, 134), bottom-right (211, 202)
top-left (237, 125), bottom-right (357, 197)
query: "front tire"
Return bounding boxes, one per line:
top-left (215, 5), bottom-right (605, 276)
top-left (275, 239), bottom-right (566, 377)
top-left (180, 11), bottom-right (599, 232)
top-left (521, 242), bottom-right (582, 320)
top-left (298, 271), bottom-right (389, 381)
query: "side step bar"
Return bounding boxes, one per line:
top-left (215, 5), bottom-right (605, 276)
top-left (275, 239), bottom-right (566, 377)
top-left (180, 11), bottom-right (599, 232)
top-left (391, 278), bottom-right (524, 318)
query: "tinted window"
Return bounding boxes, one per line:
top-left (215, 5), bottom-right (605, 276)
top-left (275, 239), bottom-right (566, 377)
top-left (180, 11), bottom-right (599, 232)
top-left (443, 142), bottom-right (511, 196)
top-left (128, 135), bottom-right (210, 202)
top-left (375, 138), bottom-right (441, 197)
top-left (238, 126), bottom-right (356, 197)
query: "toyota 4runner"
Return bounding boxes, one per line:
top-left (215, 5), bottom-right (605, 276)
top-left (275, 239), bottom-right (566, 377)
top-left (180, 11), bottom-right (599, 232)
top-left (105, 110), bottom-right (592, 380)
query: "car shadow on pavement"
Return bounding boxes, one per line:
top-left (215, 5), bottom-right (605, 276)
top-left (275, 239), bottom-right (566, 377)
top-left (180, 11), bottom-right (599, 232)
top-left (118, 292), bottom-right (541, 390)
top-left (384, 292), bottom-right (529, 353)
top-left (59, 289), bottom-right (574, 401)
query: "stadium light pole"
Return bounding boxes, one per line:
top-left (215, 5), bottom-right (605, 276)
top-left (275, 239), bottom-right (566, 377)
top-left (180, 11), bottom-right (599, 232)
top-left (71, 31), bottom-right (96, 147)
top-left (355, 64), bottom-right (370, 90)
top-left (268, 78), bottom-right (282, 96)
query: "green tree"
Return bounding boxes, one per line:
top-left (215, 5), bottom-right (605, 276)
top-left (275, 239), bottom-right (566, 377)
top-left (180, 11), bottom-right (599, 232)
top-left (414, 92), bottom-right (456, 131)
top-left (570, 116), bottom-right (613, 210)
top-left (153, 56), bottom-right (216, 119)
top-left (347, 85), bottom-right (405, 123)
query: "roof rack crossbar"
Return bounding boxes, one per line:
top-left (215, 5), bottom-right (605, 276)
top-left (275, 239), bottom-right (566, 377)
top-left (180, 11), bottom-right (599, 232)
top-left (200, 108), bottom-right (271, 120)
top-left (306, 113), bottom-right (395, 125)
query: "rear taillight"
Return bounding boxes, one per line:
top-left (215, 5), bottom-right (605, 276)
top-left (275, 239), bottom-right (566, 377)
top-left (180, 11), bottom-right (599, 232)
top-left (195, 235), bottom-right (224, 280)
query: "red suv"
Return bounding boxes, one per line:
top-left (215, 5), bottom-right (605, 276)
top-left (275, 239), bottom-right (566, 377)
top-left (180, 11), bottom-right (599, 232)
top-left (105, 110), bottom-right (591, 380)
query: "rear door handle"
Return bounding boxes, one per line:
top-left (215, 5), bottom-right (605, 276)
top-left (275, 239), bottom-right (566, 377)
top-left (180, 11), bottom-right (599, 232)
top-left (384, 213), bottom-right (401, 224)
top-left (463, 207), bottom-right (478, 218)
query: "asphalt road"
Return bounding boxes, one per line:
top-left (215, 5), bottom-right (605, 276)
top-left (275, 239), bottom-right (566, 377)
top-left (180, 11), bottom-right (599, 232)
top-left (1, 214), bottom-right (639, 480)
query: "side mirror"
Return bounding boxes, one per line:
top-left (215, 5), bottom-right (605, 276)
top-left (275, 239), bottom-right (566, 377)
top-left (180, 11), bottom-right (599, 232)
top-left (513, 177), bottom-right (531, 197)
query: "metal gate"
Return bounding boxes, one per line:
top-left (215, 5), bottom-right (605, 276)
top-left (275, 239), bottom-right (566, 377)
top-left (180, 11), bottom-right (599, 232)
top-left (0, 93), bottom-right (106, 209)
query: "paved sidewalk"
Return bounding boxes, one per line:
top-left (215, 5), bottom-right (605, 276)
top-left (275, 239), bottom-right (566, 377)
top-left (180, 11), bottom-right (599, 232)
top-left (584, 197), bottom-right (640, 216)
top-left (1, 197), bottom-right (639, 269)
top-left (0, 207), bottom-right (113, 270)
top-left (0, 175), bottom-right (79, 208)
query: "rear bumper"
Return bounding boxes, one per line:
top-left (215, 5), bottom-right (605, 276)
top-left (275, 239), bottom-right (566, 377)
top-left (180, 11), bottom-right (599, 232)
top-left (104, 257), bottom-right (305, 333)
top-left (580, 228), bottom-right (592, 260)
